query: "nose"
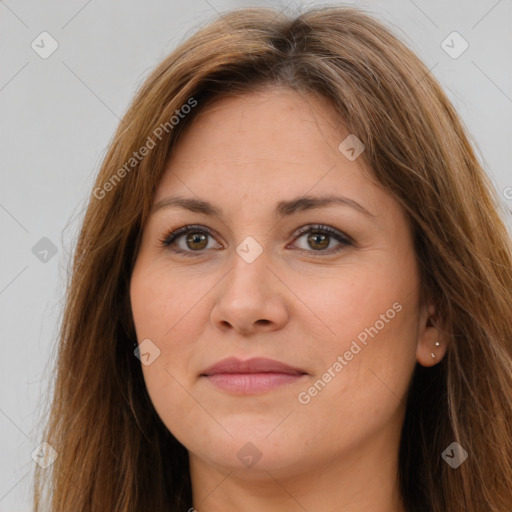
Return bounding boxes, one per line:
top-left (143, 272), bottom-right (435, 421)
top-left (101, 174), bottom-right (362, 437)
top-left (210, 249), bottom-right (290, 336)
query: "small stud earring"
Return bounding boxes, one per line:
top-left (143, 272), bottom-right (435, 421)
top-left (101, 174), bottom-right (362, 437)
top-left (431, 352), bottom-right (436, 358)
top-left (435, 341), bottom-right (440, 347)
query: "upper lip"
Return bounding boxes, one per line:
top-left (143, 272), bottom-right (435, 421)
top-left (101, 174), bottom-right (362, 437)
top-left (201, 357), bottom-right (307, 376)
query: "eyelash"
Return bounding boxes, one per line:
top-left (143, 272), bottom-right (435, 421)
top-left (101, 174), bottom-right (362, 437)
top-left (159, 224), bottom-right (353, 257)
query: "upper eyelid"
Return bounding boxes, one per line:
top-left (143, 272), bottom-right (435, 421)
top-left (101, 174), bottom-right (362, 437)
top-left (293, 224), bottom-right (353, 242)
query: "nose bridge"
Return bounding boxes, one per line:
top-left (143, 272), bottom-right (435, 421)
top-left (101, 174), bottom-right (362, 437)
top-left (210, 240), bottom-right (289, 333)
top-left (225, 240), bottom-right (271, 298)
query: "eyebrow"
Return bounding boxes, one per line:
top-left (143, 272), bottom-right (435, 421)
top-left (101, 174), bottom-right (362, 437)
top-left (150, 194), bottom-right (375, 219)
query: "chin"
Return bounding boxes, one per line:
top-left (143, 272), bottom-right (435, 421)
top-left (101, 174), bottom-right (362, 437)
top-left (187, 428), bottom-right (312, 476)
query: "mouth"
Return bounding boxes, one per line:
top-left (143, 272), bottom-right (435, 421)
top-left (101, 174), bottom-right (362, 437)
top-left (200, 357), bottom-right (308, 395)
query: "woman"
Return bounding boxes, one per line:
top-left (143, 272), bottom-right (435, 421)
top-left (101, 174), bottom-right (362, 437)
top-left (33, 5), bottom-right (512, 511)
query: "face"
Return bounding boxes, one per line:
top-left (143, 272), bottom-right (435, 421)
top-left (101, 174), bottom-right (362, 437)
top-left (129, 86), bottom-right (445, 481)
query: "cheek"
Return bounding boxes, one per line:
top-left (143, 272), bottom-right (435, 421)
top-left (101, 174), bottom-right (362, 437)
top-left (130, 271), bottom-right (203, 392)
top-left (292, 258), bottom-right (419, 405)
top-left (130, 257), bottom-right (207, 341)
top-left (290, 280), bottom-right (418, 452)
top-left (130, 261), bottom-right (211, 445)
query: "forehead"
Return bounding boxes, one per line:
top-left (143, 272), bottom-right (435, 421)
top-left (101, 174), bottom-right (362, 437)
top-left (174, 87), bottom-right (345, 164)
top-left (155, 87), bottom-right (377, 204)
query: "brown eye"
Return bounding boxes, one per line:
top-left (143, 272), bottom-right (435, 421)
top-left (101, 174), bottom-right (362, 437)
top-left (161, 225), bottom-right (219, 255)
top-left (307, 232), bottom-right (330, 250)
top-left (184, 232), bottom-right (209, 251)
top-left (291, 225), bottom-right (353, 254)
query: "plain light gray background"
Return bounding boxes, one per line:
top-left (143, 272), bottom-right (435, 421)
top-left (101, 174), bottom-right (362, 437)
top-left (1, 0), bottom-right (511, 509)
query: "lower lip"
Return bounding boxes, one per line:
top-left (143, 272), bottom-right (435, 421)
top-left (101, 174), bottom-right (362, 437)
top-left (204, 372), bottom-right (306, 394)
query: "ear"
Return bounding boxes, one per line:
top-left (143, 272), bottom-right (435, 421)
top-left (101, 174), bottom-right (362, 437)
top-left (416, 304), bottom-right (448, 367)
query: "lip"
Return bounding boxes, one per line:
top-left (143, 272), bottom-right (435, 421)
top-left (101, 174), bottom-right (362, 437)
top-left (201, 357), bottom-right (308, 395)
top-left (202, 357), bottom-right (306, 376)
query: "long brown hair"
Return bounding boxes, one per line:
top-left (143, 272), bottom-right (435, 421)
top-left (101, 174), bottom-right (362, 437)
top-left (33, 6), bottom-right (512, 511)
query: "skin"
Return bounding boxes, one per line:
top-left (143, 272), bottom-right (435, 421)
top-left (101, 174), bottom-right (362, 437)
top-left (129, 86), bottom-right (448, 512)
